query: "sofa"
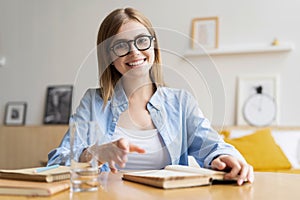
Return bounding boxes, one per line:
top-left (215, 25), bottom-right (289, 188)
top-left (218, 126), bottom-right (300, 174)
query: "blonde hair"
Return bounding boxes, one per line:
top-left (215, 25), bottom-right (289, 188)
top-left (97, 7), bottom-right (164, 106)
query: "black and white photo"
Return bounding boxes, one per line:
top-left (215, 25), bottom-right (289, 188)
top-left (44, 85), bottom-right (73, 124)
top-left (4, 102), bottom-right (27, 125)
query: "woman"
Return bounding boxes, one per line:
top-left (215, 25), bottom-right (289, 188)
top-left (48, 7), bottom-right (254, 185)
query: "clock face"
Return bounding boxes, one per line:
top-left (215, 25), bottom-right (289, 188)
top-left (243, 94), bottom-right (276, 127)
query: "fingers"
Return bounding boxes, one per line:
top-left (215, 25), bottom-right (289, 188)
top-left (115, 138), bottom-right (145, 154)
top-left (91, 138), bottom-right (145, 172)
top-left (224, 157), bottom-right (240, 178)
top-left (112, 138), bottom-right (145, 169)
top-left (108, 154), bottom-right (129, 172)
top-left (108, 160), bottom-right (118, 173)
top-left (115, 150), bottom-right (128, 168)
top-left (211, 157), bottom-right (227, 170)
top-left (247, 165), bottom-right (255, 183)
top-left (234, 163), bottom-right (254, 185)
top-left (236, 163), bottom-right (247, 185)
top-left (115, 138), bottom-right (130, 152)
top-left (129, 144), bottom-right (146, 153)
top-left (111, 139), bottom-right (128, 168)
top-left (212, 155), bottom-right (254, 186)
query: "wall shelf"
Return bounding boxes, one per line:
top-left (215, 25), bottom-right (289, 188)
top-left (184, 43), bottom-right (294, 57)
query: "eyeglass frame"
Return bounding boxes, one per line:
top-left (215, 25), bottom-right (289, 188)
top-left (110, 35), bottom-right (155, 57)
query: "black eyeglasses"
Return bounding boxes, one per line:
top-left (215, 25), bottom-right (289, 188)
top-left (110, 35), bottom-right (155, 57)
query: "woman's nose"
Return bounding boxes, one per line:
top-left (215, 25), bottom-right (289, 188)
top-left (128, 42), bottom-right (140, 55)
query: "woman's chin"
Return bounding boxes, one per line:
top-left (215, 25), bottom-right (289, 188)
top-left (124, 65), bottom-right (151, 78)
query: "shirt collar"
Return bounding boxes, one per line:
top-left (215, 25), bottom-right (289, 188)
top-left (111, 82), bottom-right (128, 107)
top-left (148, 87), bottom-right (162, 111)
top-left (111, 82), bottom-right (162, 111)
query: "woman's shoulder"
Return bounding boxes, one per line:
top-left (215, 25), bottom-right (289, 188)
top-left (79, 88), bottom-right (104, 105)
top-left (82, 88), bottom-right (102, 98)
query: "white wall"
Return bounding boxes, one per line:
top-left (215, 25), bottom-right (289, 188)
top-left (0, 0), bottom-right (299, 126)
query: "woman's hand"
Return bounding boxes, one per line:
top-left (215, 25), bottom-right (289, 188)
top-left (211, 155), bottom-right (254, 185)
top-left (83, 138), bottom-right (145, 173)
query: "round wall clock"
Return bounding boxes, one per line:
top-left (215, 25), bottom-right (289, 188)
top-left (243, 86), bottom-right (276, 127)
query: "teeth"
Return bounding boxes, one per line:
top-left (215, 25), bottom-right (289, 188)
top-left (128, 59), bottom-right (144, 66)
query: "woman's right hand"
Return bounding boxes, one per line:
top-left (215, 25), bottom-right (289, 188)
top-left (87, 138), bottom-right (145, 173)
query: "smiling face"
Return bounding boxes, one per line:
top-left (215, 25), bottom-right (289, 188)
top-left (110, 20), bottom-right (155, 77)
top-left (97, 8), bottom-right (164, 106)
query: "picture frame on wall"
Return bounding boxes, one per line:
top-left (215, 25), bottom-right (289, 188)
top-left (191, 17), bottom-right (219, 49)
top-left (237, 75), bottom-right (279, 127)
top-left (44, 85), bottom-right (73, 124)
top-left (4, 102), bottom-right (27, 126)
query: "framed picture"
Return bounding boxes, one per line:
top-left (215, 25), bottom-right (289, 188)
top-left (237, 75), bottom-right (279, 126)
top-left (191, 17), bottom-right (219, 49)
top-left (44, 85), bottom-right (73, 124)
top-left (4, 102), bottom-right (27, 125)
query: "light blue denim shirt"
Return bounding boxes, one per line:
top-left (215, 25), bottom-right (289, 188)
top-left (47, 85), bottom-right (245, 170)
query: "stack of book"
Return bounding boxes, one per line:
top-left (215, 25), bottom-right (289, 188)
top-left (0, 165), bottom-right (70, 196)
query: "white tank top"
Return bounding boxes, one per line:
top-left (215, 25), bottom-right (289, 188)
top-left (111, 126), bottom-right (171, 170)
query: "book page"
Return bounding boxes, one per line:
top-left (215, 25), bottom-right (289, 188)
top-left (124, 169), bottom-right (206, 178)
top-left (165, 165), bottom-right (225, 176)
top-left (0, 166), bottom-right (70, 175)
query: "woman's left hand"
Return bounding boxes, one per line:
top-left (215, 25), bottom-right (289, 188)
top-left (211, 155), bottom-right (254, 185)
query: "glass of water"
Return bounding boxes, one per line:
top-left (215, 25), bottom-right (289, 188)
top-left (70, 121), bottom-right (102, 192)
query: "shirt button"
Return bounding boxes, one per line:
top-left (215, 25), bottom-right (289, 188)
top-left (112, 118), bottom-right (117, 122)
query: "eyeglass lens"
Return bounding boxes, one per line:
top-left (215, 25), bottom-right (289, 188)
top-left (111, 35), bottom-right (154, 57)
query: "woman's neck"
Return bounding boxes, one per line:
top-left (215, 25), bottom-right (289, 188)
top-left (122, 75), bottom-right (154, 102)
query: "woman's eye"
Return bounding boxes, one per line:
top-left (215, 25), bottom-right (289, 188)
top-left (115, 42), bottom-right (128, 50)
top-left (137, 37), bottom-right (147, 44)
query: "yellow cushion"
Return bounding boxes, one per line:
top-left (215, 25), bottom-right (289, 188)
top-left (224, 128), bottom-right (291, 170)
top-left (255, 169), bottom-right (300, 174)
top-left (219, 130), bottom-right (231, 138)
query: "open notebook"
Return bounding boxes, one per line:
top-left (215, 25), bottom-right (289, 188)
top-left (122, 165), bottom-right (238, 189)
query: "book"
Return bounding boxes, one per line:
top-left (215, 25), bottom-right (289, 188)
top-left (0, 179), bottom-right (70, 196)
top-left (122, 165), bottom-right (236, 189)
top-left (0, 166), bottom-right (70, 183)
